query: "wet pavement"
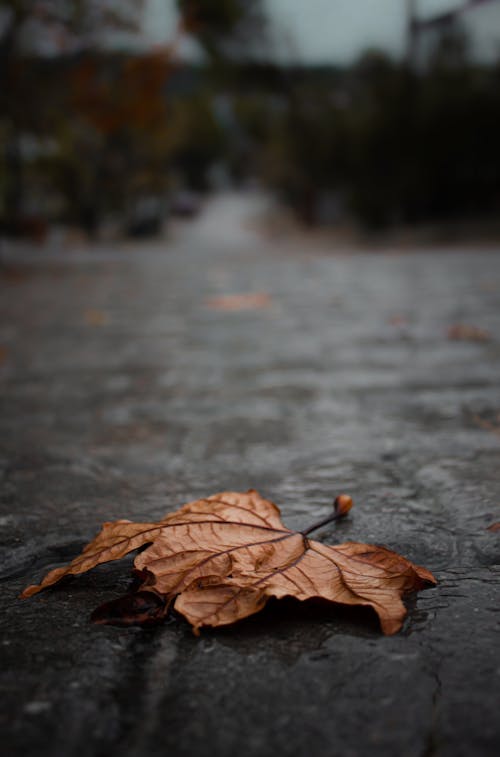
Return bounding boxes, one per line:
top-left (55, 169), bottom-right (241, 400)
top-left (1, 193), bottom-right (500, 757)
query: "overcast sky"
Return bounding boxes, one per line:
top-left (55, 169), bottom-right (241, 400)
top-left (144, 0), bottom-right (500, 63)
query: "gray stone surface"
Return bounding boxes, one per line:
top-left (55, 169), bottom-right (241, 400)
top-left (1, 193), bottom-right (499, 757)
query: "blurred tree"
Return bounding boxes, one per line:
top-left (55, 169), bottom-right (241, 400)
top-left (176, 0), bottom-right (265, 62)
top-left (165, 95), bottom-right (225, 190)
top-left (65, 51), bottom-right (169, 232)
top-left (346, 51), bottom-right (416, 227)
top-left (0, 0), bottom-right (142, 233)
top-left (412, 27), bottom-right (500, 222)
top-left (253, 29), bottom-right (500, 230)
top-left (175, 0), bottom-right (268, 188)
top-left (1, 0), bottom-right (267, 237)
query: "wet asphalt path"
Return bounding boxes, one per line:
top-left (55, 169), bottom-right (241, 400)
top-left (1, 193), bottom-right (500, 757)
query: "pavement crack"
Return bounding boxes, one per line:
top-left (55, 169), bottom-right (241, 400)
top-left (421, 659), bottom-right (443, 757)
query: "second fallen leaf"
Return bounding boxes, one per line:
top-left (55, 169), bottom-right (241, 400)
top-left (205, 293), bottom-right (271, 311)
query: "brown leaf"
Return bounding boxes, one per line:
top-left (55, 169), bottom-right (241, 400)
top-left (472, 412), bottom-right (500, 437)
top-left (205, 293), bottom-right (271, 311)
top-left (20, 490), bottom-right (436, 635)
top-left (388, 314), bottom-right (408, 327)
top-left (487, 522), bottom-right (500, 532)
top-left (447, 323), bottom-right (491, 342)
top-left (84, 309), bottom-right (108, 326)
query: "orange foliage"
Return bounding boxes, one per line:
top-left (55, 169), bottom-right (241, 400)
top-left (70, 53), bottom-right (171, 136)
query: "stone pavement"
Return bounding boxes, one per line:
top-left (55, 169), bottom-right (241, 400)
top-left (1, 193), bottom-right (499, 757)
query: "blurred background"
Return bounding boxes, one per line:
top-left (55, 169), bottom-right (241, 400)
top-left (1, 0), bottom-right (500, 245)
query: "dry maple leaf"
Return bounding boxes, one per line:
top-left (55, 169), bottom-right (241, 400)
top-left (447, 323), bottom-right (491, 342)
top-left (205, 293), bottom-right (271, 311)
top-left (472, 412), bottom-right (500, 437)
top-left (84, 309), bottom-right (108, 326)
top-left (20, 490), bottom-right (436, 635)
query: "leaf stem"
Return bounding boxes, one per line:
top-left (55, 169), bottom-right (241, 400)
top-left (300, 511), bottom-right (344, 535)
top-left (300, 495), bottom-right (353, 536)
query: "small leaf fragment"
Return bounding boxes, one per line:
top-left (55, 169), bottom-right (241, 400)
top-left (447, 323), bottom-right (491, 342)
top-left (84, 309), bottom-right (108, 326)
top-left (205, 293), bottom-right (271, 311)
